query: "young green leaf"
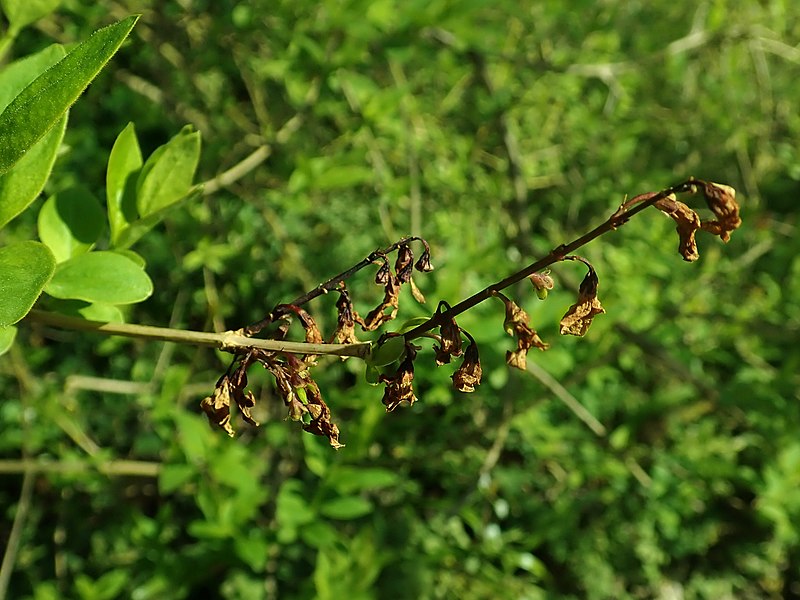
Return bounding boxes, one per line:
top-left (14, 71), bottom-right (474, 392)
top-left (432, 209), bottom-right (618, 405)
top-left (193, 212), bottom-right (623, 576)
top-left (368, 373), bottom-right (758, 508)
top-left (0, 44), bottom-right (66, 110)
top-left (0, 15), bottom-right (139, 175)
top-left (366, 335), bottom-right (406, 368)
top-left (106, 122), bottom-right (143, 246)
top-left (37, 187), bottom-right (105, 262)
top-left (0, 114), bottom-right (66, 229)
top-left (44, 251), bottom-right (153, 304)
top-left (135, 124), bottom-right (201, 218)
top-left (0, 241), bottom-right (56, 326)
top-left (393, 316), bottom-right (430, 334)
top-left (0, 325), bottom-right (16, 356)
top-left (45, 299), bottom-right (124, 323)
top-left (0, 0), bottom-right (61, 35)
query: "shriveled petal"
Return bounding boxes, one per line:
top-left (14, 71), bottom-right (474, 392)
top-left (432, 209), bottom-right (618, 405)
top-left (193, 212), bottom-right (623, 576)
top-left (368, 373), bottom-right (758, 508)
top-left (655, 195), bottom-right (701, 262)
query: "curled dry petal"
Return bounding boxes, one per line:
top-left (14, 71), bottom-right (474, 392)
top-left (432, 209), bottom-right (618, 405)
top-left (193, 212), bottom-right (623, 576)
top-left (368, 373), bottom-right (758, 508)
top-left (438, 316), bottom-right (463, 361)
top-left (696, 181), bottom-right (741, 243)
top-left (374, 259), bottom-right (390, 285)
top-left (452, 340), bottom-right (482, 392)
top-left (380, 346), bottom-right (418, 412)
top-left (200, 375), bottom-right (235, 437)
top-left (414, 248), bottom-right (434, 272)
top-left (559, 265), bottom-right (605, 336)
top-left (363, 274), bottom-right (401, 331)
top-left (266, 355), bottom-right (343, 448)
top-left (654, 194), bottom-right (701, 262)
top-left (497, 293), bottom-right (549, 371)
top-left (302, 380), bottom-right (344, 449)
top-left (395, 244), bottom-right (414, 283)
top-left (332, 286), bottom-right (362, 345)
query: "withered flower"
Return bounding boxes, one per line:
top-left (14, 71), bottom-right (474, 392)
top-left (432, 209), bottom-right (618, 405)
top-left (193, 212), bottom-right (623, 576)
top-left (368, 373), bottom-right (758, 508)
top-left (560, 261), bottom-right (605, 336)
top-left (301, 380), bottom-right (344, 449)
top-left (363, 274), bottom-right (401, 331)
top-left (395, 243), bottom-right (414, 283)
top-left (496, 292), bottom-right (549, 371)
top-left (200, 375), bottom-right (234, 436)
top-left (414, 247), bottom-right (434, 272)
top-left (374, 258), bottom-right (390, 285)
top-left (332, 285), bottom-right (362, 345)
top-left (200, 360), bottom-right (261, 436)
top-left (654, 194), bottom-right (701, 262)
top-left (696, 180), bottom-right (741, 243)
top-left (529, 270), bottom-right (555, 300)
top-left (266, 354), bottom-right (343, 448)
top-left (380, 346), bottom-right (418, 412)
top-left (433, 305), bottom-right (463, 365)
top-left (452, 335), bottom-right (482, 392)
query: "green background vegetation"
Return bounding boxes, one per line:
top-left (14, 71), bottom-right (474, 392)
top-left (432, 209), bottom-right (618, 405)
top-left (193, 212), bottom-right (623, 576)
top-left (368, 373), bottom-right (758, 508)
top-left (2, 1), bottom-right (799, 598)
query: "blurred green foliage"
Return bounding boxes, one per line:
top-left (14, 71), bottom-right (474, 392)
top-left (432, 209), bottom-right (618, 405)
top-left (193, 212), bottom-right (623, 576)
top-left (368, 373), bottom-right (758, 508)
top-left (1, 0), bottom-right (799, 598)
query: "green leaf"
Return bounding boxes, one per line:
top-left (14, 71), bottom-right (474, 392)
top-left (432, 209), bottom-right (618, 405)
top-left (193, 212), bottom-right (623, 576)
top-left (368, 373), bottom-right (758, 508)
top-left (318, 496), bottom-right (373, 520)
top-left (364, 364), bottom-right (381, 385)
top-left (136, 124), bottom-right (201, 218)
top-left (0, 0), bottom-right (61, 34)
top-left (0, 44), bottom-right (66, 111)
top-left (0, 15), bottom-right (139, 175)
top-left (394, 316), bottom-right (431, 334)
top-left (0, 325), bottom-right (17, 355)
top-left (0, 114), bottom-right (66, 229)
top-left (365, 335), bottom-right (406, 367)
top-left (106, 122), bottom-right (142, 246)
top-left (46, 299), bottom-right (124, 323)
top-left (44, 251), bottom-right (153, 304)
top-left (0, 241), bottom-right (55, 325)
top-left (37, 187), bottom-right (105, 262)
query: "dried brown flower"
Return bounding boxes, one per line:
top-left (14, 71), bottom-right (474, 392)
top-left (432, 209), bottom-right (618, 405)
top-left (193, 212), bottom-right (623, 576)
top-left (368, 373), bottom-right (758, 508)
top-left (654, 194), bottom-right (702, 262)
top-left (395, 243), bottom-right (414, 284)
top-left (363, 274), bottom-right (401, 331)
top-left (452, 337), bottom-right (482, 392)
top-left (200, 376), bottom-right (234, 436)
top-left (199, 367), bottom-right (260, 436)
top-left (696, 181), bottom-right (741, 243)
top-left (332, 285), bottom-right (362, 345)
top-left (414, 247), bottom-right (434, 272)
top-left (374, 258), bottom-right (390, 285)
top-left (496, 292), bottom-right (549, 371)
top-left (436, 309), bottom-right (463, 365)
top-left (560, 262), bottom-right (605, 336)
top-left (380, 346), bottom-right (418, 412)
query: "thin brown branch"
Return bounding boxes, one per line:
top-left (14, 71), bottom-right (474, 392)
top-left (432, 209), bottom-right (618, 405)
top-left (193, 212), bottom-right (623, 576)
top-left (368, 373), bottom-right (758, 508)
top-left (403, 180), bottom-right (695, 341)
top-left (241, 236), bottom-right (429, 336)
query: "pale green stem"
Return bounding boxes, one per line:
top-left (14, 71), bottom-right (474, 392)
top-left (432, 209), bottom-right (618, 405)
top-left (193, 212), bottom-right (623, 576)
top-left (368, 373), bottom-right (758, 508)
top-left (25, 310), bottom-right (371, 358)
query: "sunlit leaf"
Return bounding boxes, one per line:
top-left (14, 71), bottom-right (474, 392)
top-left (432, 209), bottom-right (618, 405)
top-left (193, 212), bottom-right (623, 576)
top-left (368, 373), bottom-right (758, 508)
top-left (0, 15), bottom-right (139, 175)
top-left (44, 251), bottom-right (153, 304)
top-left (0, 241), bottom-right (55, 325)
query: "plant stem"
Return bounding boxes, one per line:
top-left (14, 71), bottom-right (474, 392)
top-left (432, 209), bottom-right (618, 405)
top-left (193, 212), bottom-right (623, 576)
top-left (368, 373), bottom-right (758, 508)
top-left (23, 181), bottom-right (691, 359)
top-left (403, 180), bottom-right (694, 341)
top-left (25, 310), bottom-right (371, 358)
